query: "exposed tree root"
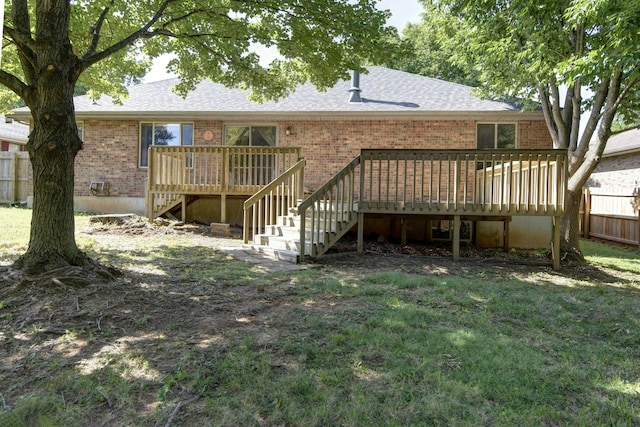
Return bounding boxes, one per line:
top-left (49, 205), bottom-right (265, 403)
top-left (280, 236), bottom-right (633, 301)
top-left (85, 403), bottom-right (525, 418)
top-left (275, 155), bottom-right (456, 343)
top-left (8, 250), bottom-right (121, 292)
top-left (560, 242), bottom-right (585, 264)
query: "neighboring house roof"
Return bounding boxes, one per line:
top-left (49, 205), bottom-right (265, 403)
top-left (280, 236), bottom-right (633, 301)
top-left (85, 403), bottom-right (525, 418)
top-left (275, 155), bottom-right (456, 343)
top-left (12, 66), bottom-right (541, 121)
top-left (603, 127), bottom-right (640, 157)
top-left (0, 115), bottom-right (29, 144)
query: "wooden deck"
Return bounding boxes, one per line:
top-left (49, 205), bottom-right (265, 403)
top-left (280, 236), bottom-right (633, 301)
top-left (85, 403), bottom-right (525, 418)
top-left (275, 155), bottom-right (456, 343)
top-left (357, 149), bottom-right (566, 216)
top-left (146, 146), bottom-right (302, 221)
top-left (294, 149), bottom-right (567, 268)
top-left (148, 147), bottom-right (568, 268)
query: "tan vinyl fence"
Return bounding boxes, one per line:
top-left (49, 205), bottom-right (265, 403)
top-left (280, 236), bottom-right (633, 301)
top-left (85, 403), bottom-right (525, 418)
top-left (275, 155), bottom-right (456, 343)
top-left (0, 152), bottom-right (30, 203)
top-left (581, 187), bottom-right (640, 246)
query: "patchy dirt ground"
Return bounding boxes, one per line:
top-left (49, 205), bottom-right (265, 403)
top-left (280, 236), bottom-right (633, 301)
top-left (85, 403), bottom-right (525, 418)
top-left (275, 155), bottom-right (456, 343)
top-left (1, 218), bottom-right (638, 424)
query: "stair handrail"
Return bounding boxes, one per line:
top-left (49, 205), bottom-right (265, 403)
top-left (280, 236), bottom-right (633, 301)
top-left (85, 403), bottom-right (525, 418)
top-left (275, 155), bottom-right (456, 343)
top-left (243, 159), bottom-right (306, 244)
top-left (297, 155), bottom-right (361, 261)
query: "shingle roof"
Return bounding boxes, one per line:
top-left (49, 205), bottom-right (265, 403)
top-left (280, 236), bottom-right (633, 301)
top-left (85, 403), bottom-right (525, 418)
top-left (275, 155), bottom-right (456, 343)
top-left (0, 115), bottom-right (28, 143)
top-left (13, 66), bottom-right (529, 119)
top-left (604, 127), bottom-right (640, 157)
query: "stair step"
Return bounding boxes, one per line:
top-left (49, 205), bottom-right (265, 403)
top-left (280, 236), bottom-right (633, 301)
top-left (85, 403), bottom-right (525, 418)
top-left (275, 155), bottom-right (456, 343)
top-left (257, 235), bottom-right (313, 253)
top-left (267, 224), bottom-right (338, 240)
top-left (243, 243), bottom-right (299, 264)
top-left (279, 215), bottom-right (351, 232)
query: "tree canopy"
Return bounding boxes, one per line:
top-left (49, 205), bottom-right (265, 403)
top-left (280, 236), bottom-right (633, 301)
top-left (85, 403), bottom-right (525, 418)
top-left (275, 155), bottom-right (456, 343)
top-left (0, 0), bottom-right (394, 274)
top-left (0, 0), bottom-right (395, 108)
top-left (402, 0), bottom-right (640, 254)
top-left (382, 3), bottom-right (481, 86)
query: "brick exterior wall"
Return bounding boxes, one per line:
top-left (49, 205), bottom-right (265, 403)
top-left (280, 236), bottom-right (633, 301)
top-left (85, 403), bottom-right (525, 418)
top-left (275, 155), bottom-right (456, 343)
top-left (73, 119), bottom-right (224, 198)
top-left (586, 152), bottom-right (640, 191)
top-left (278, 119), bottom-right (552, 190)
top-left (72, 117), bottom-right (552, 197)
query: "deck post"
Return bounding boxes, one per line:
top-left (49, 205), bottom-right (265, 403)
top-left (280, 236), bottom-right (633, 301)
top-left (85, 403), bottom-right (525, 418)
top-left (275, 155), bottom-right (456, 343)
top-left (299, 209), bottom-right (307, 262)
top-left (503, 219), bottom-right (510, 252)
top-left (221, 194), bottom-right (227, 223)
top-left (357, 212), bottom-right (365, 254)
top-left (552, 216), bottom-right (561, 270)
top-left (452, 215), bottom-right (461, 261)
top-left (181, 196), bottom-right (186, 222)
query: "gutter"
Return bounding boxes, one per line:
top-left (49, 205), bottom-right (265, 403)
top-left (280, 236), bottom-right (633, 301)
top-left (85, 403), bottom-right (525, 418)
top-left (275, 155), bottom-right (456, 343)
top-left (10, 110), bottom-right (547, 122)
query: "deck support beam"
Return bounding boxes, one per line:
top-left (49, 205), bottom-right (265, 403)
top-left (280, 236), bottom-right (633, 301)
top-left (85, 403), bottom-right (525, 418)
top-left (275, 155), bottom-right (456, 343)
top-left (503, 219), bottom-right (510, 252)
top-left (357, 212), bottom-right (365, 254)
top-left (552, 216), bottom-right (561, 270)
top-left (452, 215), bottom-right (461, 261)
top-left (221, 194), bottom-right (227, 223)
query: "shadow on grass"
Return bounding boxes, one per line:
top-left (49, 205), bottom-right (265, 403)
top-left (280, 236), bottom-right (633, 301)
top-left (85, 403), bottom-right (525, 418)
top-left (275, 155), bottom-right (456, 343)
top-left (1, 242), bottom-right (639, 425)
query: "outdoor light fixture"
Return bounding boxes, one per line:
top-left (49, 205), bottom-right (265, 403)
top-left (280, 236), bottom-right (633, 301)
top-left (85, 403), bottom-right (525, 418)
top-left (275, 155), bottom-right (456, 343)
top-left (285, 127), bottom-right (291, 136)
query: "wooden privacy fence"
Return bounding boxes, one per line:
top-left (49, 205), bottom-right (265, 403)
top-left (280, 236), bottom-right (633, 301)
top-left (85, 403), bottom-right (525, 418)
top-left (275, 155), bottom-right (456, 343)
top-left (0, 152), bottom-right (29, 203)
top-left (581, 188), bottom-right (640, 246)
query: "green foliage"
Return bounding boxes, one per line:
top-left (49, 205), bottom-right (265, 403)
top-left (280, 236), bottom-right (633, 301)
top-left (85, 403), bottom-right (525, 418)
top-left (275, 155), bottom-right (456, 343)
top-left (383, 3), bottom-right (481, 87)
top-left (0, 0), bottom-right (394, 106)
top-left (423, 0), bottom-right (640, 127)
top-left (411, 0), bottom-right (640, 251)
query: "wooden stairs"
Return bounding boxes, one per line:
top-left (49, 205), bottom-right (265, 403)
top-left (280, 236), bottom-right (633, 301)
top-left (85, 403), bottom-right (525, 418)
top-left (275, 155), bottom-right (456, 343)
top-left (244, 207), bottom-right (357, 264)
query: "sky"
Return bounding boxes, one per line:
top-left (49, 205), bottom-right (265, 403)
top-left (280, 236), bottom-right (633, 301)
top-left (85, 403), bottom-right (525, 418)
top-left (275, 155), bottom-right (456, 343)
top-left (145, 0), bottom-right (424, 82)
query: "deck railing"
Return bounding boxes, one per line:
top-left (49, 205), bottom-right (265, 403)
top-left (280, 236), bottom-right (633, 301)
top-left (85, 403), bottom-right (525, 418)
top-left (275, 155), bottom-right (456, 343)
top-left (147, 145), bottom-right (302, 219)
top-left (297, 156), bottom-right (361, 259)
top-left (243, 159), bottom-right (306, 244)
top-left (359, 149), bottom-right (567, 216)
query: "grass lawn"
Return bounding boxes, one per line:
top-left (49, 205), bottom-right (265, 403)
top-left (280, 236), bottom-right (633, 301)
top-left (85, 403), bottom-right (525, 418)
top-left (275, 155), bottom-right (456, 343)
top-left (0, 206), bottom-right (639, 426)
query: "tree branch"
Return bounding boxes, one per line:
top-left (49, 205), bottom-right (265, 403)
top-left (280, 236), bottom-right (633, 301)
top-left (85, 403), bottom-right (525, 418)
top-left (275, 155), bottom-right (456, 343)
top-left (568, 72), bottom-right (622, 192)
top-left (549, 80), bottom-right (568, 147)
top-left (561, 84), bottom-right (573, 126)
top-left (3, 24), bottom-right (36, 52)
top-left (568, 81), bottom-right (582, 152)
top-left (11, 0), bottom-right (38, 85)
top-left (80, 0), bottom-right (174, 69)
top-left (610, 75), bottom-right (640, 114)
top-left (0, 70), bottom-right (30, 103)
top-left (536, 82), bottom-right (560, 147)
top-left (85, 0), bottom-right (115, 58)
top-left (573, 78), bottom-right (609, 165)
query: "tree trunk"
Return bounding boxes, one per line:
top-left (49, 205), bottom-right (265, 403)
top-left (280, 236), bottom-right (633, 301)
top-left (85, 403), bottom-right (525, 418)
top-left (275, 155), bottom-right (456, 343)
top-left (14, 116), bottom-right (83, 273)
top-left (12, 0), bottom-right (85, 274)
top-left (559, 187), bottom-right (585, 261)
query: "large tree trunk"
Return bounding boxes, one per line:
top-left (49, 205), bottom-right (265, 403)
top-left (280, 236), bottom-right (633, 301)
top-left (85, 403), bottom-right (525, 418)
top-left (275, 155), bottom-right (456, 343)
top-left (560, 187), bottom-right (584, 261)
top-left (14, 114), bottom-right (83, 273)
top-left (12, 0), bottom-right (86, 274)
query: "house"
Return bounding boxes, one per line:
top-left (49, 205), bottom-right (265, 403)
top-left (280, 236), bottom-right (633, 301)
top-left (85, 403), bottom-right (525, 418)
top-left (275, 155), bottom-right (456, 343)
top-left (582, 127), bottom-right (640, 246)
top-left (586, 127), bottom-right (640, 191)
top-left (0, 116), bottom-right (28, 152)
top-left (0, 116), bottom-right (29, 204)
top-left (12, 66), bottom-right (562, 253)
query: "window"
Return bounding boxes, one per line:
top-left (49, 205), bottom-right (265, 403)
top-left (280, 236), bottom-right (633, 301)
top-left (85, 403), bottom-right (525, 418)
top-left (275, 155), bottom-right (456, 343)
top-left (225, 125), bottom-right (277, 185)
top-left (77, 122), bottom-right (84, 140)
top-left (139, 122), bottom-right (194, 167)
top-left (225, 125), bottom-right (276, 146)
top-left (477, 123), bottom-right (516, 149)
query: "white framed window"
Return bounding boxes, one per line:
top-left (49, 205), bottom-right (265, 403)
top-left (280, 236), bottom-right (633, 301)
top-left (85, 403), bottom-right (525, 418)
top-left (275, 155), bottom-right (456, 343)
top-left (477, 123), bottom-right (517, 149)
top-left (139, 122), bottom-right (194, 168)
top-left (225, 125), bottom-right (277, 146)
